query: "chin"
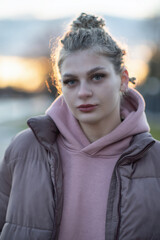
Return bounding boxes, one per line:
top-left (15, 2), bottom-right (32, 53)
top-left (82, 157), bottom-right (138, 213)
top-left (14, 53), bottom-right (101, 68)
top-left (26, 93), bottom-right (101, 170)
top-left (77, 116), bottom-right (100, 125)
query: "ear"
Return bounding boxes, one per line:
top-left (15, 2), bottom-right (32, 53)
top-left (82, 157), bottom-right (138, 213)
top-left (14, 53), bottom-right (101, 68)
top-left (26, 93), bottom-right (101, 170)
top-left (120, 68), bottom-right (129, 92)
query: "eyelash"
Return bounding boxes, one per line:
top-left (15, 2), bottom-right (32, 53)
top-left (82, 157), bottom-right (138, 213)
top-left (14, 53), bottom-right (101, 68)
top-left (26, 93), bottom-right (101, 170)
top-left (92, 73), bottom-right (106, 81)
top-left (62, 73), bottom-right (106, 86)
top-left (62, 79), bottom-right (77, 86)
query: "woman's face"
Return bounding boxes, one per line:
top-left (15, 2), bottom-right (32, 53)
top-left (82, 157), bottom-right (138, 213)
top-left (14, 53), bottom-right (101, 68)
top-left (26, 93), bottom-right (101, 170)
top-left (61, 49), bottom-right (127, 127)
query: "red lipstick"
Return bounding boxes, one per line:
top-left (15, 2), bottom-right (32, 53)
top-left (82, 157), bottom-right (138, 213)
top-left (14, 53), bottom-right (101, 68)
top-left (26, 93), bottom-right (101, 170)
top-left (77, 104), bottom-right (97, 112)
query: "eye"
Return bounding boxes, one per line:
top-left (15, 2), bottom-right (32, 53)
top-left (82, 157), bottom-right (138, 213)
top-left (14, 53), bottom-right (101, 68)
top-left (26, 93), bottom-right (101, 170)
top-left (62, 79), bottom-right (77, 87)
top-left (92, 73), bottom-right (105, 81)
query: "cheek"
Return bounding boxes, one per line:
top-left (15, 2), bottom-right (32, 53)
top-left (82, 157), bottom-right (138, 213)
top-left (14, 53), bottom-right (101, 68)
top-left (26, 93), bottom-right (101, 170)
top-left (62, 87), bottom-right (69, 99)
top-left (102, 83), bottom-right (121, 105)
top-left (102, 82), bottom-right (120, 97)
top-left (110, 79), bottom-right (121, 96)
top-left (62, 90), bottom-right (75, 109)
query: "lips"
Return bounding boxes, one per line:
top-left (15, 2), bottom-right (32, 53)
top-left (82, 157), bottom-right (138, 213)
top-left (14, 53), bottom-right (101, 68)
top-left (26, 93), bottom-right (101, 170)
top-left (77, 104), bottom-right (97, 112)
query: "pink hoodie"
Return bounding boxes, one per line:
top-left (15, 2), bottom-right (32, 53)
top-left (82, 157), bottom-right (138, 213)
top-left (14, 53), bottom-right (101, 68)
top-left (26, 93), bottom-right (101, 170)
top-left (46, 88), bottom-right (149, 240)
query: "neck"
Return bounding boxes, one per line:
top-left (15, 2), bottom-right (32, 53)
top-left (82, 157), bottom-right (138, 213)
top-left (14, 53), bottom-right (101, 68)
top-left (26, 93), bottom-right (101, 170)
top-left (79, 110), bottom-right (122, 143)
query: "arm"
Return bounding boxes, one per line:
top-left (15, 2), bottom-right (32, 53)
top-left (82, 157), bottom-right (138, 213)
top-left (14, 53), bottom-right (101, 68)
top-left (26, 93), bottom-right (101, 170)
top-left (0, 150), bottom-right (12, 232)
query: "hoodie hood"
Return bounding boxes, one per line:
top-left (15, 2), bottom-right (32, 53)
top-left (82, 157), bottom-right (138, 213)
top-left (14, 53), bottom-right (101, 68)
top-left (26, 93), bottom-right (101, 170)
top-left (46, 88), bottom-right (149, 156)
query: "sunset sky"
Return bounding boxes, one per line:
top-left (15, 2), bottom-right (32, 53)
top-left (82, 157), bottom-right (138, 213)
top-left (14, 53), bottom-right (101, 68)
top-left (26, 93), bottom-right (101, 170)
top-left (1, 0), bottom-right (160, 20)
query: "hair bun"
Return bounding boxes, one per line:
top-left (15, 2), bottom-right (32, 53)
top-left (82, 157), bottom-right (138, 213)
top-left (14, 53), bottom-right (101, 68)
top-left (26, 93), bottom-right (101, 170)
top-left (71, 13), bottom-right (105, 31)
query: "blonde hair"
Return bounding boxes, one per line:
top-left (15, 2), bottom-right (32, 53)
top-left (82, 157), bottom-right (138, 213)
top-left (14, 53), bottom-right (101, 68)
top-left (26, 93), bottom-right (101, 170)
top-left (51, 13), bottom-right (135, 94)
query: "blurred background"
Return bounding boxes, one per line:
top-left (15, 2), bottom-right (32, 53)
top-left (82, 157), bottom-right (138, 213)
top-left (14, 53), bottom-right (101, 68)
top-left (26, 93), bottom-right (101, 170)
top-left (0, 0), bottom-right (160, 159)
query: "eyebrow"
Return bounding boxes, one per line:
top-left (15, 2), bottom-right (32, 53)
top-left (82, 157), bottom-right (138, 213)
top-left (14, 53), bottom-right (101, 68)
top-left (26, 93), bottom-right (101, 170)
top-left (62, 67), bottom-right (106, 78)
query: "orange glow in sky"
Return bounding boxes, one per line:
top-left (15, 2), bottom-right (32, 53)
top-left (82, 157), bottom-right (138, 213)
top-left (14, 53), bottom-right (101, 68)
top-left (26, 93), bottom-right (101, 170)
top-left (127, 59), bottom-right (149, 86)
top-left (0, 56), bottom-right (49, 92)
top-left (126, 44), bottom-right (153, 86)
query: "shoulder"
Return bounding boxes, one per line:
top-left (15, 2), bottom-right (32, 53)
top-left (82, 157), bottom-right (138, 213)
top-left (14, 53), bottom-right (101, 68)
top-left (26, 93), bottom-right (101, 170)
top-left (140, 137), bottom-right (160, 172)
top-left (4, 125), bottom-right (59, 166)
top-left (3, 114), bottom-right (60, 165)
top-left (4, 128), bottom-right (41, 164)
top-left (149, 139), bottom-right (160, 154)
top-left (127, 133), bottom-right (160, 164)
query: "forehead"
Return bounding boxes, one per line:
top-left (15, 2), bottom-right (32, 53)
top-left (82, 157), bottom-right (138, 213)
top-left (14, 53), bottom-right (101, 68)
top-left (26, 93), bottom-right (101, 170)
top-left (61, 49), bottom-right (114, 75)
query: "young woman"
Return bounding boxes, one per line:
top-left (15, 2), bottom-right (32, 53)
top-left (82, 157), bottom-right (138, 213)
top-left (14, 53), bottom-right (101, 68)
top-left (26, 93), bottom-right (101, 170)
top-left (0, 13), bottom-right (160, 240)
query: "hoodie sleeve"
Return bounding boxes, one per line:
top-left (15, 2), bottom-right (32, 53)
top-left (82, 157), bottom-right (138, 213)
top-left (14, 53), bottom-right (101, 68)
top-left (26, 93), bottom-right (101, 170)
top-left (0, 147), bottom-right (12, 232)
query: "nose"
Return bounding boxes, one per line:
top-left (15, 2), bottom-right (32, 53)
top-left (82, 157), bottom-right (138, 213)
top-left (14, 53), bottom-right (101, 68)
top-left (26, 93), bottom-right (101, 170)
top-left (78, 81), bottom-right (93, 99)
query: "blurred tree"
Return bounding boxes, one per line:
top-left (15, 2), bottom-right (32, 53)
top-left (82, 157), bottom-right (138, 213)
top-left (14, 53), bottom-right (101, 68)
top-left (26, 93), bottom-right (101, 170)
top-left (147, 47), bottom-right (160, 80)
top-left (137, 16), bottom-right (160, 113)
top-left (147, 15), bottom-right (160, 80)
